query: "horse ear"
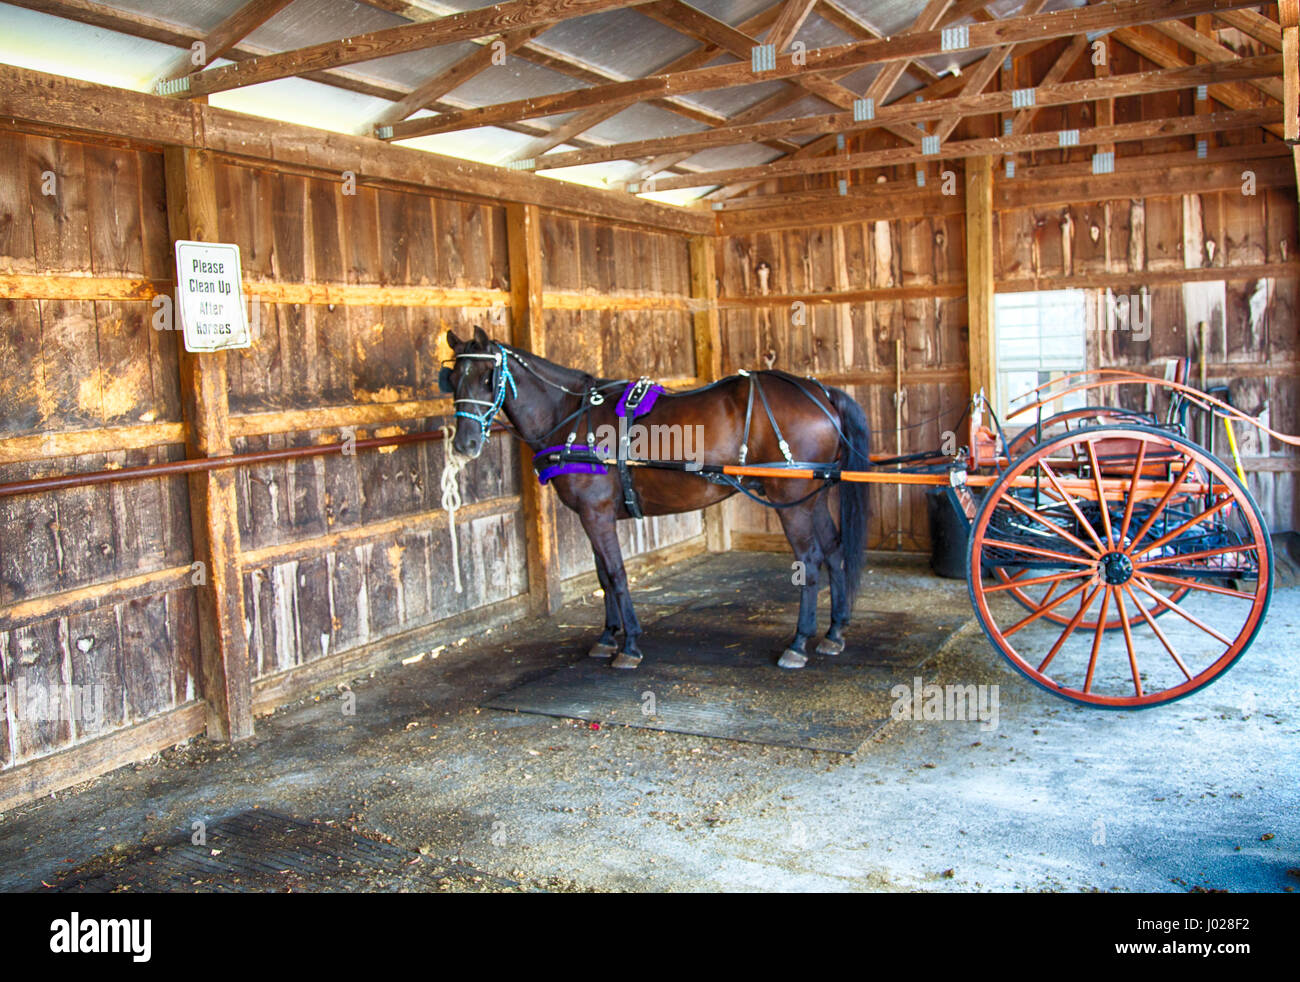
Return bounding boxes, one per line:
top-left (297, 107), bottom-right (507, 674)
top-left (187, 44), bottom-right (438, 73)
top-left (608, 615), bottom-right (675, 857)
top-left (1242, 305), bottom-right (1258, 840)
top-left (446, 330), bottom-right (463, 352)
top-left (473, 324), bottom-right (489, 346)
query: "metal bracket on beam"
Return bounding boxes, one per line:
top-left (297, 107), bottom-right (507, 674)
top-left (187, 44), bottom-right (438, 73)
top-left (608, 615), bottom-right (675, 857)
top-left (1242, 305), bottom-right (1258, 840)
top-left (506, 158), bottom-right (536, 171)
top-left (1005, 159), bottom-right (1015, 178)
top-left (1092, 151), bottom-right (1114, 174)
top-left (838, 178), bottom-right (848, 196)
top-left (156, 75), bottom-right (192, 97)
top-left (376, 125), bottom-right (395, 140)
top-left (1059, 129), bottom-right (1080, 147)
top-left (853, 97), bottom-right (875, 121)
top-left (1197, 140), bottom-right (1208, 159)
top-left (941, 25), bottom-right (969, 52)
top-left (916, 170), bottom-right (926, 187)
top-left (922, 135), bottom-right (941, 155)
top-left (752, 44), bottom-right (776, 72)
top-left (1011, 88), bottom-right (1036, 109)
top-left (1196, 84), bottom-right (1208, 102)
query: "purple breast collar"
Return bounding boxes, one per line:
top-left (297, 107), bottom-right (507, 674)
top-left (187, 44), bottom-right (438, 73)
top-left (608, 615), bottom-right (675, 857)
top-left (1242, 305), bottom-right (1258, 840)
top-left (533, 378), bottom-right (666, 485)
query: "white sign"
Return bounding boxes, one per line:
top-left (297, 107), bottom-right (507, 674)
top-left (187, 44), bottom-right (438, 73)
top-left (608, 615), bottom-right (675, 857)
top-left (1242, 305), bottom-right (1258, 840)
top-left (173, 240), bottom-right (251, 352)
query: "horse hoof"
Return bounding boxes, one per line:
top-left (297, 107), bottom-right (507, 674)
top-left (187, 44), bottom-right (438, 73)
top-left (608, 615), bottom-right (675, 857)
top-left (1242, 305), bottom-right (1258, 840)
top-left (610, 652), bottom-right (642, 670)
top-left (816, 637), bottom-right (845, 656)
top-left (588, 641), bottom-right (618, 659)
top-left (777, 648), bottom-right (808, 669)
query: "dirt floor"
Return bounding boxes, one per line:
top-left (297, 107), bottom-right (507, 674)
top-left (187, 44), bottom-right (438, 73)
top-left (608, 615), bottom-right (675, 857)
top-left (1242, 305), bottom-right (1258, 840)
top-left (1, 550), bottom-right (1296, 893)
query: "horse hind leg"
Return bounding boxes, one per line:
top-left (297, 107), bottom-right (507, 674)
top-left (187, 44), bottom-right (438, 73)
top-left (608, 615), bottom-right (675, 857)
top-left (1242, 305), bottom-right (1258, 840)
top-left (813, 496), bottom-right (849, 656)
top-left (776, 501), bottom-right (825, 669)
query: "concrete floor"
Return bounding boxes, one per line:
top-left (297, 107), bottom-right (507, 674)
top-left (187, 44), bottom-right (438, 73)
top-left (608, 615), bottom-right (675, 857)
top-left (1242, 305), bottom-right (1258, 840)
top-left (1, 551), bottom-right (1296, 893)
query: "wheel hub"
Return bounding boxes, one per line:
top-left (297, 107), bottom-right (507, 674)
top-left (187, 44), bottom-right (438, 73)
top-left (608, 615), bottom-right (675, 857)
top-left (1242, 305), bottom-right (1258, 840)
top-left (1100, 551), bottom-right (1134, 585)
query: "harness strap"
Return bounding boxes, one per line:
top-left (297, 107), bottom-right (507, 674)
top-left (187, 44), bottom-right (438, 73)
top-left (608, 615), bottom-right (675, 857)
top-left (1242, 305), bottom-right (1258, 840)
top-left (739, 369), bottom-right (755, 465)
top-left (753, 372), bottom-right (795, 463)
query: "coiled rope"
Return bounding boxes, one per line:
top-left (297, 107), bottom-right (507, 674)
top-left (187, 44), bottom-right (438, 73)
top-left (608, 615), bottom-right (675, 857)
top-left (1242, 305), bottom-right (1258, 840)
top-left (440, 424), bottom-right (467, 594)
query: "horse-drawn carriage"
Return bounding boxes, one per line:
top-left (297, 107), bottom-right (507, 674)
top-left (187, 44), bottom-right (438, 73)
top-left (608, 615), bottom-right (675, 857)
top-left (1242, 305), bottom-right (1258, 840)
top-left (444, 329), bottom-right (1291, 710)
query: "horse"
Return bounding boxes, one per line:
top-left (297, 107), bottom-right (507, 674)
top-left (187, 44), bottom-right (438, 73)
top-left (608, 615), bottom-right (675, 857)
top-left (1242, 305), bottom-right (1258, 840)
top-left (443, 326), bottom-right (871, 670)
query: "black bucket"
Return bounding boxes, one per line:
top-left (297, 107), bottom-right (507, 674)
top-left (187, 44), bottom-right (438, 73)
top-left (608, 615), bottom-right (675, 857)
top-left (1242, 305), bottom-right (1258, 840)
top-left (926, 487), bottom-right (970, 580)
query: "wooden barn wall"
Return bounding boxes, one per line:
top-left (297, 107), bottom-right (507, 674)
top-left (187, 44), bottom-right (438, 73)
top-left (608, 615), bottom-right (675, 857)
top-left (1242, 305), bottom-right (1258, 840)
top-left (0, 130), bottom-right (200, 773)
top-left (211, 158), bottom-right (528, 682)
top-left (539, 215), bottom-right (703, 580)
top-left (715, 219), bottom-right (969, 552)
top-left (0, 125), bottom-right (707, 785)
top-left (995, 187), bottom-right (1300, 534)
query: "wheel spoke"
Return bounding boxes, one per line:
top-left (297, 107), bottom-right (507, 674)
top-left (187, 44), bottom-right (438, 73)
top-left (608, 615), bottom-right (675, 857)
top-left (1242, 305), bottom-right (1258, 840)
top-left (1122, 583), bottom-right (1193, 681)
top-left (1037, 583), bottom-right (1102, 673)
top-left (1004, 578), bottom-right (1093, 638)
top-left (1084, 441), bottom-right (1114, 549)
top-left (1039, 459), bottom-right (1108, 553)
top-left (1136, 543), bottom-right (1260, 569)
top-left (986, 570), bottom-right (1090, 594)
top-left (1117, 439), bottom-right (1147, 547)
top-left (980, 537), bottom-right (1096, 567)
top-left (1139, 570), bottom-right (1257, 601)
top-left (1082, 586), bottom-right (1112, 693)
top-left (1133, 494), bottom-right (1238, 557)
top-left (1132, 576), bottom-right (1232, 646)
top-left (1112, 585), bottom-right (1142, 698)
top-left (1002, 494), bottom-right (1101, 558)
top-left (1127, 457), bottom-right (1197, 552)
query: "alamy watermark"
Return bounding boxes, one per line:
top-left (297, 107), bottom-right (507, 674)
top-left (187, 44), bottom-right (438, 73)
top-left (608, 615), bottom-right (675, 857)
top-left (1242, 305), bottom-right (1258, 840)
top-left (592, 417), bottom-right (705, 470)
top-left (890, 676), bottom-right (999, 731)
top-left (1, 677), bottom-right (105, 729)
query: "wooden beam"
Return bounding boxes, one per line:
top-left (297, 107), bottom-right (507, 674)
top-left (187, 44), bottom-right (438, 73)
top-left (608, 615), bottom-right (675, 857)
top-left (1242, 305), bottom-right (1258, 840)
top-left (372, 24), bottom-right (545, 128)
top-left (966, 155), bottom-right (995, 408)
top-left (768, 0), bottom-right (819, 51)
top-left (385, 0), bottom-right (1267, 140)
top-left (1150, 17), bottom-right (1285, 101)
top-left (158, 0), bottom-right (293, 83)
top-left (506, 202), bottom-right (562, 617)
top-left (689, 235), bottom-right (728, 553)
top-left (0, 64), bottom-right (712, 235)
top-left (1110, 24), bottom-right (1284, 136)
top-left (714, 147), bottom-right (1292, 231)
top-left (641, 104), bottom-right (1283, 191)
top-left (1215, 7), bottom-right (1284, 49)
top-left (162, 145), bottom-right (253, 743)
top-left (1284, 0), bottom-right (1300, 191)
top-left (529, 53), bottom-right (1280, 172)
top-left (1012, 33), bottom-right (1089, 134)
top-left (177, 0), bottom-right (653, 98)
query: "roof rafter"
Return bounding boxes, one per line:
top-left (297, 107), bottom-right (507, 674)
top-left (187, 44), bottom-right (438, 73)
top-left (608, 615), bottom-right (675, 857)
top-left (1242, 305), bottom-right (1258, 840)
top-left (382, 0), bottom-right (1264, 142)
top-left (1110, 22), bottom-right (1285, 137)
top-left (521, 53), bottom-right (1278, 171)
top-left (636, 104), bottom-right (1282, 191)
top-left (173, 0), bottom-right (658, 98)
top-left (158, 0), bottom-right (294, 84)
top-left (371, 24), bottom-right (545, 128)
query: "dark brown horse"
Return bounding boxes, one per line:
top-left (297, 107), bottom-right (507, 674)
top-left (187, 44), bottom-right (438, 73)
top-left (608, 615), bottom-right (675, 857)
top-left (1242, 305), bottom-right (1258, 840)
top-left (444, 326), bottom-right (870, 669)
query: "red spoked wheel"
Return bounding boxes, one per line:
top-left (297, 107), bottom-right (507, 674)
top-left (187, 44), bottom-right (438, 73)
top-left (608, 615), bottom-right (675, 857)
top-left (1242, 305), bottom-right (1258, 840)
top-left (967, 425), bottom-right (1273, 708)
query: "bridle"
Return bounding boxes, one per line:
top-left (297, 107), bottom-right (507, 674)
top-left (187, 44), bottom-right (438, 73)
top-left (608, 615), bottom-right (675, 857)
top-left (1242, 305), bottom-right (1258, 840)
top-left (442, 342), bottom-right (517, 437)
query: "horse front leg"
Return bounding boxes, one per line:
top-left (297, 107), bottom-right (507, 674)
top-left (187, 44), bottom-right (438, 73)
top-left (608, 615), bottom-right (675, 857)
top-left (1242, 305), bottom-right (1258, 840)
top-left (776, 502), bottom-right (825, 669)
top-left (579, 507), bottom-right (644, 669)
top-left (588, 548), bottom-right (621, 659)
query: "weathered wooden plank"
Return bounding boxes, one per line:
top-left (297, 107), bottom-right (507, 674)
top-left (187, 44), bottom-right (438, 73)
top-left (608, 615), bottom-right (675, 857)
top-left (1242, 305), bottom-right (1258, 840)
top-left (163, 145), bottom-right (253, 742)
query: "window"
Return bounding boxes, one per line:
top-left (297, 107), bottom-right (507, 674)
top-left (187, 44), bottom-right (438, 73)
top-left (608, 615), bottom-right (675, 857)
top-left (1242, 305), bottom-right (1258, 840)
top-left (994, 290), bottom-right (1087, 423)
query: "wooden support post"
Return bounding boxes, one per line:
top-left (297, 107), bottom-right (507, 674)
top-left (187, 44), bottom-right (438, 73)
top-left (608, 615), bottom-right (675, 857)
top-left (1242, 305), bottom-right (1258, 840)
top-left (965, 155), bottom-right (997, 411)
top-left (507, 201), bottom-right (563, 614)
top-left (163, 146), bottom-right (253, 742)
top-left (690, 235), bottom-right (729, 552)
top-left (1282, 0), bottom-right (1300, 192)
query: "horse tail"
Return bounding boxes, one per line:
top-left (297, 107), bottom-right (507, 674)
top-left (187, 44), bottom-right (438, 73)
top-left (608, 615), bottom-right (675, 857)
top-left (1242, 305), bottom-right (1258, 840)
top-left (828, 387), bottom-right (871, 600)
